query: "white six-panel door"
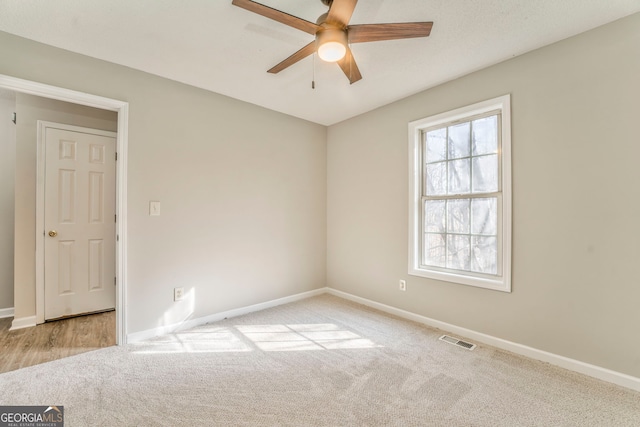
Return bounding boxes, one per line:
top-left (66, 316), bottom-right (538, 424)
top-left (43, 125), bottom-right (116, 320)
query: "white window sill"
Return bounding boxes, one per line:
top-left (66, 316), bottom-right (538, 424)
top-left (409, 266), bottom-right (511, 292)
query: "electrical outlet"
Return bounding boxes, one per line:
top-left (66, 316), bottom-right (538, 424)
top-left (399, 280), bottom-right (407, 291)
top-left (174, 287), bottom-right (184, 301)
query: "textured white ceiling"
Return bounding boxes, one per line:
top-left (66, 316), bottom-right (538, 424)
top-left (0, 0), bottom-right (638, 125)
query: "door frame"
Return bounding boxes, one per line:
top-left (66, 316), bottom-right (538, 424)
top-left (36, 121), bottom-right (118, 322)
top-left (0, 73), bottom-right (129, 345)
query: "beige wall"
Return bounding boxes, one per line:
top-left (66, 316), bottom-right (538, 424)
top-left (0, 31), bottom-right (327, 333)
top-left (327, 13), bottom-right (640, 378)
top-left (0, 91), bottom-right (15, 310)
top-left (13, 94), bottom-right (118, 320)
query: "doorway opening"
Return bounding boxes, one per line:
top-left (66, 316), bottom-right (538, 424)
top-left (0, 74), bottom-right (128, 348)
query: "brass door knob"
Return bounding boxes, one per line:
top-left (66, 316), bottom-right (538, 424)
top-left (48, 230), bottom-right (58, 237)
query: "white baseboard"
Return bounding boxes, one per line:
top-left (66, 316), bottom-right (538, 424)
top-left (326, 288), bottom-right (640, 393)
top-left (127, 287), bottom-right (328, 343)
top-left (9, 315), bottom-right (37, 331)
top-left (0, 307), bottom-right (14, 319)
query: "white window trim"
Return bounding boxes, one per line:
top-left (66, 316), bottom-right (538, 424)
top-left (408, 95), bottom-right (512, 292)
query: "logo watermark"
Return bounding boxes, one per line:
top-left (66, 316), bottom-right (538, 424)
top-left (0, 406), bottom-right (64, 427)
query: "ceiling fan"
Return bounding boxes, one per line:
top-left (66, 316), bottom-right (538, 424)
top-left (232, 0), bottom-right (433, 84)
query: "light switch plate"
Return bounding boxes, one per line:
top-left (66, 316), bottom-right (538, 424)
top-left (149, 201), bottom-right (161, 216)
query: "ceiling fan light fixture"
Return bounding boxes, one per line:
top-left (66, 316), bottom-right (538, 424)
top-left (316, 28), bottom-right (347, 62)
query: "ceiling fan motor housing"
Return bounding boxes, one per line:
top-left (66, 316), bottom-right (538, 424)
top-left (316, 27), bottom-right (348, 62)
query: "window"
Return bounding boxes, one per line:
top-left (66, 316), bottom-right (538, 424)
top-left (408, 95), bottom-right (512, 291)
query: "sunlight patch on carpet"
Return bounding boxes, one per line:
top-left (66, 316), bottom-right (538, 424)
top-left (130, 323), bottom-right (382, 354)
top-left (236, 323), bottom-right (382, 352)
top-left (130, 326), bottom-right (251, 354)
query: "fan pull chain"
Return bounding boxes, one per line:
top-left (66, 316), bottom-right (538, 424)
top-left (348, 41), bottom-right (352, 81)
top-left (312, 53), bottom-right (316, 89)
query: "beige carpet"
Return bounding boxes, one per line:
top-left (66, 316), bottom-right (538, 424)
top-left (0, 294), bottom-right (638, 426)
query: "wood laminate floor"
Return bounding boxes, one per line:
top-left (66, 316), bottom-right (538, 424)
top-left (0, 311), bottom-right (115, 374)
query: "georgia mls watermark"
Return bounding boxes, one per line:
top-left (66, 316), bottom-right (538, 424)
top-left (0, 406), bottom-right (64, 427)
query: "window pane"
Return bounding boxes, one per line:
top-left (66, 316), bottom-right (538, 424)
top-left (471, 198), bottom-right (497, 235)
top-left (424, 233), bottom-right (446, 267)
top-left (426, 162), bottom-right (447, 196)
top-left (447, 234), bottom-right (470, 271)
top-left (472, 115), bottom-right (498, 156)
top-left (426, 128), bottom-right (447, 163)
top-left (447, 199), bottom-right (470, 234)
top-left (448, 122), bottom-right (470, 159)
top-left (472, 154), bottom-right (498, 193)
top-left (471, 236), bottom-right (497, 274)
top-left (448, 158), bottom-right (470, 194)
top-left (425, 200), bottom-right (446, 233)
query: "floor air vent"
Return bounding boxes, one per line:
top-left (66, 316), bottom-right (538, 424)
top-left (439, 335), bottom-right (476, 350)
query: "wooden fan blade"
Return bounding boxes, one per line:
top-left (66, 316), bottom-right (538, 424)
top-left (348, 22), bottom-right (433, 43)
top-left (337, 46), bottom-right (362, 84)
top-left (232, 0), bottom-right (320, 35)
top-left (326, 0), bottom-right (358, 27)
top-left (268, 42), bottom-right (316, 74)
